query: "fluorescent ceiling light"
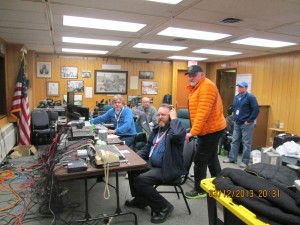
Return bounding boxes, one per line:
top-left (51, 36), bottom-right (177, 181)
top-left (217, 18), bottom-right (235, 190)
top-left (63, 15), bottom-right (146, 32)
top-left (232, 37), bottom-right (297, 48)
top-left (133, 43), bottom-right (187, 51)
top-left (63, 37), bottom-right (121, 46)
top-left (62, 48), bottom-right (108, 54)
top-left (158, 27), bottom-right (231, 41)
top-left (146, 0), bottom-right (182, 4)
top-left (193, 48), bottom-right (241, 56)
top-left (168, 56), bottom-right (207, 61)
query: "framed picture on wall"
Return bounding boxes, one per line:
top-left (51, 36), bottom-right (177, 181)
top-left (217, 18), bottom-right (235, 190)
top-left (139, 71), bottom-right (154, 79)
top-left (94, 70), bottom-right (128, 94)
top-left (67, 80), bottom-right (84, 92)
top-left (37, 62), bottom-right (51, 78)
top-left (142, 81), bottom-right (158, 94)
top-left (63, 94), bottom-right (82, 106)
top-left (61, 66), bottom-right (78, 78)
top-left (46, 81), bottom-right (59, 96)
top-left (82, 70), bottom-right (91, 78)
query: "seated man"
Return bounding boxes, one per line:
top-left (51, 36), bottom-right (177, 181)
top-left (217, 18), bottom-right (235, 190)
top-left (125, 104), bottom-right (186, 224)
top-left (138, 97), bottom-right (158, 130)
top-left (90, 94), bottom-right (136, 148)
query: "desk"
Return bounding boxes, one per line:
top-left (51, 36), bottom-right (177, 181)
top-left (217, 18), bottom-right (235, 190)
top-left (54, 144), bottom-right (146, 224)
top-left (269, 127), bottom-right (285, 144)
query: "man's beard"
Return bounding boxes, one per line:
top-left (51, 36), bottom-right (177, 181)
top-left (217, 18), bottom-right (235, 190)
top-left (158, 120), bottom-right (169, 127)
top-left (190, 81), bottom-right (197, 87)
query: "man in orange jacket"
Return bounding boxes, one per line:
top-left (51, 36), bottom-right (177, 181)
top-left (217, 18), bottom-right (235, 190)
top-left (184, 65), bottom-right (226, 199)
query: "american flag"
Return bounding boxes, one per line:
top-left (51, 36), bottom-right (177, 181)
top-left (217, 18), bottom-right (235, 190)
top-left (10, 57), bottom-right (31, 145)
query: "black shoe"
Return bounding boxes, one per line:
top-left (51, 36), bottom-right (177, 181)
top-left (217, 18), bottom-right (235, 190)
top-left (125, 199), bottom-right (148, 209)
top-left (151, 204), bottom-right (174, 224)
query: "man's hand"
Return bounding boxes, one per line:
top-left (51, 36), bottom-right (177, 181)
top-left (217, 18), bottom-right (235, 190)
top-left (185, 132), bottom-right (193, 142)
top-left (244, 121), bottom-right (250, 125)
top-left (108, 129), bottom-right (116, 134)
top-left (169, 108), bottom-right (177, 120)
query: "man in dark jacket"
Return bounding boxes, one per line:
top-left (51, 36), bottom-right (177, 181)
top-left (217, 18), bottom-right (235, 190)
top-left (223, 81), bottom-right (259, 168)
top-left (125, 104), bottom-right (186, 224)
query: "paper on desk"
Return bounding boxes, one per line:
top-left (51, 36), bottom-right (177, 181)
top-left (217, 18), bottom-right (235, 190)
top-left (108, 134), bottom-right (119, 139)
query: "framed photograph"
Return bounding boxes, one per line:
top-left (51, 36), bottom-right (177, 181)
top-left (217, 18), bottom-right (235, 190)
top-left (139, 71), bottom-right (154, 79)
top-left (128, 95), bottom-right (142, 107)
top-left (61, 66), bottom-right (78, 78)
top-left (37, 62), bottom-right (51, 78)
top-left (82, 70), bottom-right (91, 78)
top-left (142, 81), bottom-right (158, 95)
top-left (95, 70), bottom-right (128, 94)
top-left (46, 81), bottom-right (59, 96)
top-left (63, 94), bottom-right (82, 106)
top-left (67, 80), bottom-right (84, 92)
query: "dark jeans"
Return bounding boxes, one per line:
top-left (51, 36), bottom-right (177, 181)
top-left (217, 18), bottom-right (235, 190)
top-left (128, 162), bottom-right (172, 213)
top-left (194, 130), bottom-right (224, 192)
top-left (120, 135), bottom-right (135, 149)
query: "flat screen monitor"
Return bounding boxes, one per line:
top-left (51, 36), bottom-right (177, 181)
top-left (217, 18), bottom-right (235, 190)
top-left (67, 92), bottom-right (75, 105)
top-left (76, 106), bottom-right (90, 121)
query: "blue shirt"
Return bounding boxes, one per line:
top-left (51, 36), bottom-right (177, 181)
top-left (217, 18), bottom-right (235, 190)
top-left (233, 92), bottom-right (259, 125)
top-left (91, 106), bottom-right (136, 137)
top-left (150, 133), bottom-right (166, 167)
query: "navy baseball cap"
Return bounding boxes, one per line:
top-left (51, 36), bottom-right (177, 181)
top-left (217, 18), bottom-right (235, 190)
top-left (236, 81), bottom-right (248, 87)
top-left (185, 65), bottom-right (203, 75)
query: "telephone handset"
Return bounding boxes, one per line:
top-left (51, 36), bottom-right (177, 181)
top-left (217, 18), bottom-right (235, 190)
top-left (95, 150), bottom-right (120, 166)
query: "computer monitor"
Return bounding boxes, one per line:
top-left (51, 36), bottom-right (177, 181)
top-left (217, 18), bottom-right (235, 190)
top-left (76, 106), bottom-right (90, 121)
top-left (66, 104), bottom-right (90, 121)
top-left (67, 92), bottom-right (75, 105)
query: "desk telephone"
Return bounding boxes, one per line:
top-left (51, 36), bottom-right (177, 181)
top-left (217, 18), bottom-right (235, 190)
top-left (95, 149), bottom-right (120, 166)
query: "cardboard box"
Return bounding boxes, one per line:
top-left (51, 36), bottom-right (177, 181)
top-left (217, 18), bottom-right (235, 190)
top-left (261, 147), bottom-right (282, 166)
top-left (8, 145), bottom-right (37, 158)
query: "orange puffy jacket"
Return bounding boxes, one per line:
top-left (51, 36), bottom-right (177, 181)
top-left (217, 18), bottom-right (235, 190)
top-left (187, 77), bottom-right (226, 136)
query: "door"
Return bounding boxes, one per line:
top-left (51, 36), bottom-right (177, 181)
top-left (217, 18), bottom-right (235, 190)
top-left (216, 69), bottom-right (237, 116)
top-left (176, 70), bottom-right (189, 110)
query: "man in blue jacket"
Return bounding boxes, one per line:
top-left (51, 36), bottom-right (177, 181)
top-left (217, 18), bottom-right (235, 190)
top-left (223, 81), bottom-right (259, 168)
top-left (125, 104), bottom-right (186, 224)
top-left (91, 94), bottom-right (136, 148)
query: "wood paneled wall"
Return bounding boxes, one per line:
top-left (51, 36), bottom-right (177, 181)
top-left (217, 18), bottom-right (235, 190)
top-left (32, 55), bottom-right (173, 111)
top-left (207, 51), bottom-right (300, 146)
top-left (3, 42), bottom-right (300, 148)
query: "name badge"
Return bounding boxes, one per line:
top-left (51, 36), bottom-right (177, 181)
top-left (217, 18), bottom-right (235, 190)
top-left (236, 110), bottom-right (239, 115)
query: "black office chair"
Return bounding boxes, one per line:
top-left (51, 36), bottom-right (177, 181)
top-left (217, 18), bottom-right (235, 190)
top-left (31, 109), bottom-right (54, 148)
top-left (153, 139), bottom-right (196, 214)
top-left (134, 132), bottom-right (148, 152)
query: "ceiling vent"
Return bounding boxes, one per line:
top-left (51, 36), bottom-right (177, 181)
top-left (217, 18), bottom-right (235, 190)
top-left (173, 38), bottom-right (186, 42)
top-left (221, 18), bottom-right (243, 23)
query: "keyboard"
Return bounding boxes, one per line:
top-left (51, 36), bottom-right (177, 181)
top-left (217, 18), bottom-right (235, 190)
top-left (95, 144), bottom-right (126, 160)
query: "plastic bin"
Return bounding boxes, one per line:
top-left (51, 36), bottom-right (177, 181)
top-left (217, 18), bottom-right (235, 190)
top-left (200, 178), bottom-right (269, 225)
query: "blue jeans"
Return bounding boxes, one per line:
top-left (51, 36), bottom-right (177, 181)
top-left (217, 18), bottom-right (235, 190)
top-left (228, 122), bottom-right (254, 165)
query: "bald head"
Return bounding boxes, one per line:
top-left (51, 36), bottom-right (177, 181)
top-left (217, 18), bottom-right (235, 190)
top-left (142, 97), bottom-right (151, 109)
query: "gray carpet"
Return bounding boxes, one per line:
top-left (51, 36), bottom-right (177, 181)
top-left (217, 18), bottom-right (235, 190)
top-left (1, 146), bottom-right (243, 225)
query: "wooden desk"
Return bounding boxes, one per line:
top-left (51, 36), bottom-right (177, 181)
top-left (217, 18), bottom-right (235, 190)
top-left (54, 145), bottom-right (146, 181)
top-left (269, 128), bottom-right (285, 144)
top-left (54, 144), bottom-right (146, 224)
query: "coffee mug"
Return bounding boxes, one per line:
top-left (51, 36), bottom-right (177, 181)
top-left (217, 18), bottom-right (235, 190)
top-left (98, 130), bottom-right (108, 142)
